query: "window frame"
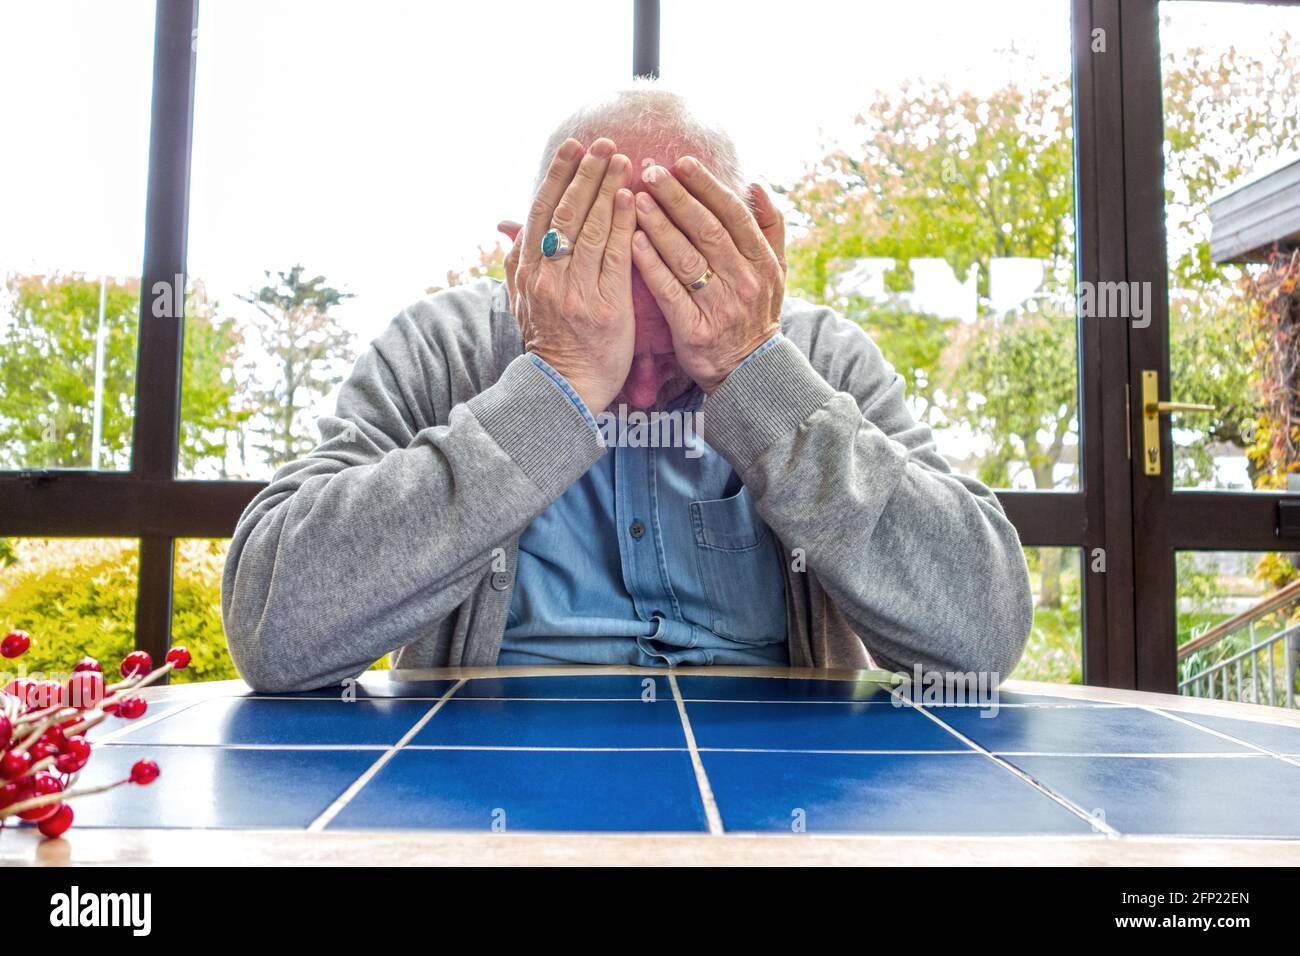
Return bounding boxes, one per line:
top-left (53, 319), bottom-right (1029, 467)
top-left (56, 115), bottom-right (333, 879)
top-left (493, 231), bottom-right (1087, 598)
top-left (5, 0), bottom-right (1292, 690)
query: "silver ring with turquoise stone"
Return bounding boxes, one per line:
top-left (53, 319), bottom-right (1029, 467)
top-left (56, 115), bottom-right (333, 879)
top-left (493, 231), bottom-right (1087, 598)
top-left (540, 227), bottom-right (573, 258)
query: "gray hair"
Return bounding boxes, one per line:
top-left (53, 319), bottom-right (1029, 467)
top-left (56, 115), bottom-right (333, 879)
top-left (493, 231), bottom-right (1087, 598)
top-left (532, 77), bottom-right (748, 198)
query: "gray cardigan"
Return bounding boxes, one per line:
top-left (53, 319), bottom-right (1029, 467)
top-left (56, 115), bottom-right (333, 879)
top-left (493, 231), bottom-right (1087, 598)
top-left (221, 278), bottom-right (1033, 692)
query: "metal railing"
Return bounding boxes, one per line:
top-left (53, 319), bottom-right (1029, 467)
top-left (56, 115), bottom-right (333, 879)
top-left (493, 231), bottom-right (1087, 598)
top-left (1178, 580), bottom-right (1300, 707)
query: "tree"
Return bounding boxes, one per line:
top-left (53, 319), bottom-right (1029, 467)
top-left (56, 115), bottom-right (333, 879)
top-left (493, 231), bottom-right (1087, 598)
top-left (0, 273), bottom-right (244, 473)
top-left (0, 274), bottom-right (139, 469)
top-left (426, 241), bottom-right (508, 295)
top-left (239, 264), bottom-right (356, 470)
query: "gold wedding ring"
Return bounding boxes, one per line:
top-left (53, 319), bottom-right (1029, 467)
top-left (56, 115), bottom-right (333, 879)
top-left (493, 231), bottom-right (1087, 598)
top-left (688, 266), bottom-right (715, 291)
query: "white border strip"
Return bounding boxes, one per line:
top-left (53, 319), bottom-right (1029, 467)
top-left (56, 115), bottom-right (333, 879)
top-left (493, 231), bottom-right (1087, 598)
top-left (306, 679), bottom-right (466, 833)
top-left (668, 673), bottom-right (724, 835)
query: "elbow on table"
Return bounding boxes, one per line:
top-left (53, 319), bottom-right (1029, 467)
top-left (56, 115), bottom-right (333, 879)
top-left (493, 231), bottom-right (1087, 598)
top-left (977, 556), bottom-right (1035, 684)
top-left (221, 583), bottom-right (358, 696)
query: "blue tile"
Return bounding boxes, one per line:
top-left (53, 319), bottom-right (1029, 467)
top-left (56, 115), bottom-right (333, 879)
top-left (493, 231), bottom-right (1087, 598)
top-left (1012, 755), bottom-right (1300, 838)
top-left (703, 751), bottom-right (1094, 834)
top-left (113, 697), bottom-right (431, 746)
top-left (455, 674), bottom-right (670, 700)
top-left (83, 699), bottom-right (189, 741)
top-left (247, 676), bottom-right (457, 700)
top-left (67, 745), bottom-right (375, 828)
top-left (932, 705), bottom-right (1254, 754)
top-left (686, 701), bottom-right (966, 751)
top-left (410, 699), bottom-right (686, 749)
top-left (329, 748), bottom-right (708, 832)
top-left (676, 676), bottom-right (896, 702)
top-left (1167, 711), bottom-right (1300, 754)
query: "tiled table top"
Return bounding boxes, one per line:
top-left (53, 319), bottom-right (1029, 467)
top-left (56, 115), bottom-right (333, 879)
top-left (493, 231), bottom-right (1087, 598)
top-left (29, 668), bottom-right (1300, 842)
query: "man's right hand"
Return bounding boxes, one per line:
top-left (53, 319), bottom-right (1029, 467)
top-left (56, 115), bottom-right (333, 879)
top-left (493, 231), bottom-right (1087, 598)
top-left (500, 137), bottom-right (636, 416)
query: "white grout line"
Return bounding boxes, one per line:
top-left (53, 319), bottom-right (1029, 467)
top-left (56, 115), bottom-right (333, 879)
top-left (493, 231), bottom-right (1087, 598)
top-left (885, 685), bottom-right (1123, 838)
top-left (668, 673), bottom-right (724, 835)
top-left (1141, 705), bottom-right (1300, 770)
top-left (90, 696), bottom-right (210, 744)
top-left (306, 679), bottom-right (466, 833)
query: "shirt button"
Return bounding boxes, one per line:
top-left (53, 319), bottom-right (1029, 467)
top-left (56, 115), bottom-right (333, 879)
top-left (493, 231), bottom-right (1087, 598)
top-left (490, 571), bottom-right (511, 591)
top-left (629, 521), bottom-right (646, 540)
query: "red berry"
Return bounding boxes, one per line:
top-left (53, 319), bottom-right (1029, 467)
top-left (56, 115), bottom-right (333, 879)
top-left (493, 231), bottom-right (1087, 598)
top-left (165, 646), bottom-right (191, 670)
top-left (72, 657), bottom-right (102, 674)
top-left (117, 697), bottom-right (147, 720)
top-left (1, 630), bottom-right (30, 659)
top-left (38, 803), bottom-right (73, 838)
top-left (65, 671), bottom-right (105, 710)
top-left (0, 715), bottom-right (10, 750)
top-left (3, 678), bottom-right (35, 707)
top-left (53, 737), bottom-right (91, 774)
top-left (0, 781), bottom-right (23, 808)
top-left (28, 741), bottom-right (58, 764)
top-left (129, 759), bottom-right (160, 785)
top-left (0, 750), bottom-right (32, 780)
top-left (120, 650), bottom-right (152, 678)
top-left (17, 773), bottom-right (62, 822)
top-left (30, 680), bottom-right (66, 710)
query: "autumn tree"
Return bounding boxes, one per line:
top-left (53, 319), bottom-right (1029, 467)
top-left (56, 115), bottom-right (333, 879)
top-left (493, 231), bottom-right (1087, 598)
top-left (238, 264), bottom-right (356, 470)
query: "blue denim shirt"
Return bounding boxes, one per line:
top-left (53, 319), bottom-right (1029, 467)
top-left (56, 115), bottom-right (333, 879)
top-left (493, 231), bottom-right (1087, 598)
top-left (499, 340), bottom-right (789, 666)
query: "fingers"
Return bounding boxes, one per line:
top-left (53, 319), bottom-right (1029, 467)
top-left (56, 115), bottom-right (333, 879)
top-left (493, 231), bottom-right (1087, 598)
top-left (670, 157), bottom-right (771, 263)
top-left (633, 190), bottom-right (713, 287)
top-left (598, 187), bottom-right (636, 305)
top-left (573, 153), bottom-right (631, 279)
top-left (521, 139), bottom-right (584, 268)
top-left (747, 182), bottom-right (786, 271)
top-left (496, 220), bottom-right (522, 243)
top-left (549, 138), bottom-right (616, 251)
top-left (631, 228), bottom-right (701, 332)
top-left (638, 163), bottom-right (747, 276)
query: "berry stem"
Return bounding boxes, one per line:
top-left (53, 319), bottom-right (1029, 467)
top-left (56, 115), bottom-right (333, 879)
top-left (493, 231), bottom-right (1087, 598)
top-left (0, 778), bottom-right (130, 819)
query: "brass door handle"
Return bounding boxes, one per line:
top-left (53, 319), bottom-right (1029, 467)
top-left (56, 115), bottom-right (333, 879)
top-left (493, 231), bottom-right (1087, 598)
top-left (1140, 371), bottom-right (1215, 477)
top-left (1145, 400), bottom-right (1216, 415)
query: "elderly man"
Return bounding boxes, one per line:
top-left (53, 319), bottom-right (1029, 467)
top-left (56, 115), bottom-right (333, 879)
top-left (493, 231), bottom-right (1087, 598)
top-left (221, 83), bottom-right (1033, 693)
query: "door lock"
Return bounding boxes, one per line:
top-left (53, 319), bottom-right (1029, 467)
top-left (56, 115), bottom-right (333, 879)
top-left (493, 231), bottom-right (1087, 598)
top-left (1140, 370), bottom-right (1215, 476)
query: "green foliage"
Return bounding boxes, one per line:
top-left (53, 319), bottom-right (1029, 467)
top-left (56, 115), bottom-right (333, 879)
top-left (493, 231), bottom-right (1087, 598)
top-left (0, 274), bottom-right (140, 469)
top-left (169, 539), bottom-right (239, 684)
top-left (0, 540), bottom-right (139, 679)
top-left (845, 299), bottom-right (955, 423)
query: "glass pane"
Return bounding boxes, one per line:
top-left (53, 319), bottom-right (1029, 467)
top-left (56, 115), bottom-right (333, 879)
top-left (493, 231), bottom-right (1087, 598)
top-left (0, 538), bottom-right (139, 676)
top-left (179, 0), bottom-right (630, 479)
top-left (171, 537), bottom-right (388, 682)
top-left (1160, 2), bottom-right (1300, 491)
top-left (662, 0), bottom-right (1079, 491)
top-left (0, 2), bottom-right (154, 471)
top-left (171, 539), bottom-right (238, 683)
top-left (1013, 547), bottom-right (1083, 684)
top-left (1177, 550), bottom-right (1299, 710)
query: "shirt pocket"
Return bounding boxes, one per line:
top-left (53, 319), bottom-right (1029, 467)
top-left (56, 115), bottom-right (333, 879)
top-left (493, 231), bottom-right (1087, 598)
top-left (689, 485), bottom-right (787, 644)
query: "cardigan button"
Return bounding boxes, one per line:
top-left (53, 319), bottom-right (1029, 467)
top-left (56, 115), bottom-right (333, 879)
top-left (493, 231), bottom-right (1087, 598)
top-left (490, 571), bottom-right (511, 591)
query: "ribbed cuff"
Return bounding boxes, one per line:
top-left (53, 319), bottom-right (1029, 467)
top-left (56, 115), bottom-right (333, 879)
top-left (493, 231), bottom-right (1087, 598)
top-left (526, 353), bottom-right (599, 432)
top-left (701, 337), bottom-right (836, 471)
top-left (467, 354), bottom-right (605, 499)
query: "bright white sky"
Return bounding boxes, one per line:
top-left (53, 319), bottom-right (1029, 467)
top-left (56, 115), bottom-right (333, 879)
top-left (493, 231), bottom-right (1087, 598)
top-left (0, 0), bottom-right (1291, 480)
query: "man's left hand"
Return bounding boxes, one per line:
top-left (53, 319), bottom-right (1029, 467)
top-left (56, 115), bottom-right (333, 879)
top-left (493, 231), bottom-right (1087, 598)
top-left (630, 158), bottom-right (787, 393)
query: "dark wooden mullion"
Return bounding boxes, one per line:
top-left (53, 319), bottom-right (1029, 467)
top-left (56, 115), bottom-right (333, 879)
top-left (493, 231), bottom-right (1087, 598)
top-left (1073, 0), bottom-right (1139, 688)
top-left (1121, 0), bottom-right (1178, 693)
top-left (130, 0), bottom-right (199, 665)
